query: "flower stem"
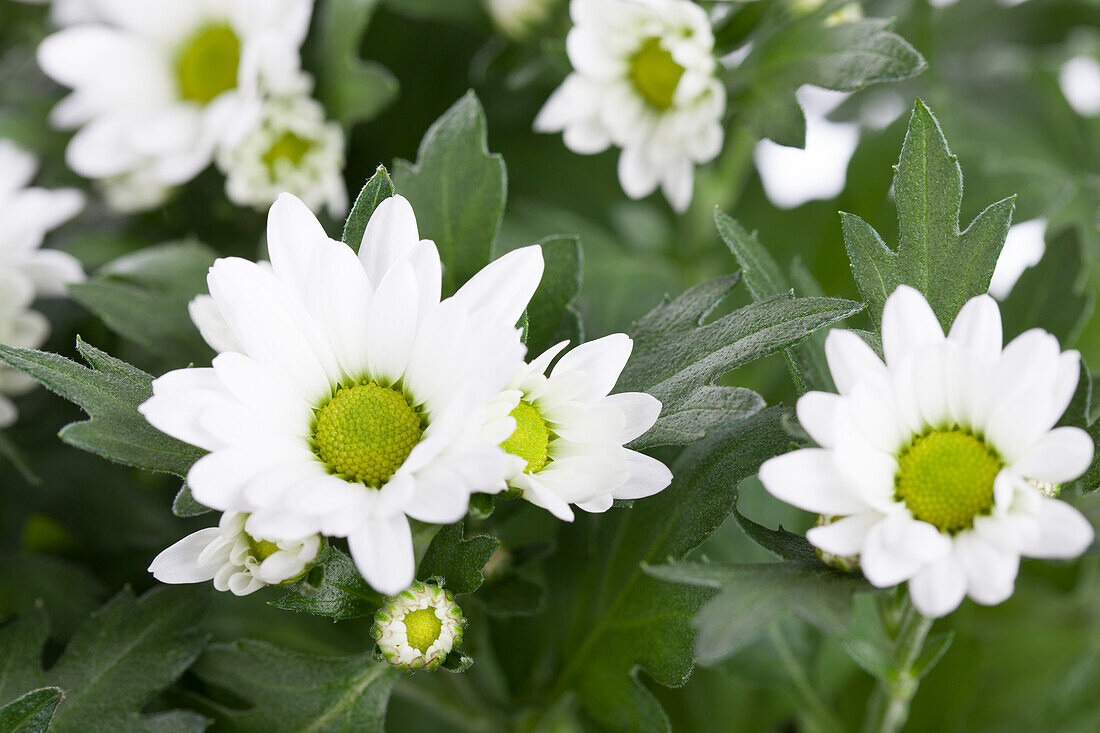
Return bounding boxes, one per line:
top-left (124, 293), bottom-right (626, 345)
top-left (862, 597), bottom-right (934, 733)
top-left (768, 623), bottom-right (847, 733)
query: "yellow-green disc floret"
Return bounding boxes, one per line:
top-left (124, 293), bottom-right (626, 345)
top-left (630, 37), bottom-right (685, 110)
top-left (246, 536), bottom-right (281, 562)
top-left (895, 429), bottom-right (1002, 533)
top-left (177, 25), bottom-right (241, 104)
top-left (402, 608), bottom-right (443, 654)
top-left (313, 382), bottom-right (423, 487)
top-left (262, 131), bottom-right (312, 170)
top-left (501, 401), bottom-right (550, 474)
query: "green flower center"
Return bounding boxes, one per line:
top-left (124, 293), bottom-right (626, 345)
top-left (262, 132), bottom-right (312, 170)
top-left (246, 536), bottom-right (281, 562)
top-left (176, 24), bottom-right (241, 104)
top-left (501, 401), bottom-right (550, 474)
top-left (630, 37), bottom-right (685, 110)
top-left (313, 382), bottom-right (424, 487)
top-left (895, 429), bottom-right (1002, 534)
top-left (403, 608), bottom-right (442, 654)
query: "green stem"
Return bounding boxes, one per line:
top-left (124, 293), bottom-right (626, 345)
top-left (768, 624), bottom-right (847, 733)
top-left (862, 598), bottom-right (934, 733)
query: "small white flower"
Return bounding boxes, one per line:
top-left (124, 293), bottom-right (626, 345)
top-left (492, 335), bottom-right (673, 520)
top-left (217, 93), bottom-right (347, 217)
top-left (140, 193), bottom-right (544, 595)
top-left (1059, 55), bottom-right (1100, 118)
top-left (760, 285), bottom-right (1095, 618)
top-left (0, 140), bottom-right (85, 428)
top-left (37, 0), bottom-right (313, 210)
top-left (483, 0), bottom-right (559, 39)
top-left (371, 581), bottom-right (465, 671)
top-left (988, 218), bottom-right (1047, 300)
top-left (534, 0), bottom-right (726, 213)
top-left (149, 510), bottom-right (321, 595)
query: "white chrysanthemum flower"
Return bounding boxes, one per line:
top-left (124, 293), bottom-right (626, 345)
top-left (534, 0), bottom-right (726, 213)
top-left (36, 0), bottom-right (313, 210)
top-left (217, 93), bottom-right (347, 217)
top-left (490, 335), bottom-right (673, 520)
top-left (140, 192), bottom-right (544, 595)
top-left (483, 0), bottom-right (559, 39)
top-left (149, 510), bottom-right (321, 595)
top-left (371, 581), bottom-right (465, 671)
top-left (0, 274), bottom-right (50, 428)
top-left (760, 285), bottom-right (1096, 618)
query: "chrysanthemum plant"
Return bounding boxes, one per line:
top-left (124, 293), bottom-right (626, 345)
top-left (0, 91), bottom-right (1096, 733)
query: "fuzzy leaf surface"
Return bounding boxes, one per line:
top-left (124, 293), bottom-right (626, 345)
top-left (0, 687), bottom-right (63, 733)
top-left (343, 165), bottom-right (396, 251)
top-left (619, 274), bottom-right (861, 447)
top-left (68, 241), bottom-right (215, 366)
top-left (393, 92), bottom-right (506, 295)
top-left (547, 409), bottom-right (795, 732)
top-left (270, 545), bottom-right (381, 620)
top-left (419, 521), bottom-right (499, 595)
top-left (0, 339), bottom-right (205, 476)
top-left (192, 640), bottom-right (398, 732)
top-left (524, 235), bottom-right (582, 355)
top-left (842, 100), bottom-right (1016, 327)
top-left (0, 587), bottom-right (205, 733)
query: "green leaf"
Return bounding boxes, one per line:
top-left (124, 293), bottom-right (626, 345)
top-left (191, 640), bottom-right (398, 732)
top-left (0, 687), bottom-right (64, 733)
top-left (68, 241), bottom-right (216, 366)
top-left (912, 631), bottom-right (955, 681)
top-left (270, 545), bottom-right (381, 620)
top-left (1000, 227), bottom-right (1093, 345)
top-left (0, 553), bottom-right (106, 640)
top-left (343, 165), bottom-right (396, 251)
top-left (733, 10), bottom-right (925, 147)
top-left (418, 521), bottom-right (499, 595)
top-left (733, 510), bottom-right (818, 564)
top-left (646, 559), bottom-right (871, 665)
top-left (310, 0), bottom-right (398, 127)
top-left (172, 484), bottom-right (211, 518)
top-left (0, 587), bottom-right (206, 733)
top-left (842, 100), bottom-right (1017, 327)
top-left (619, 274), bottom-right (862, 448)
top-left (393, 92), bottom-right (506, 295)
top-left (0, 339), bottom-right (206, 476)
top-left (546, 408), bottom-right (796, 732)
top-left (523, 235), bottom-right (583, 355)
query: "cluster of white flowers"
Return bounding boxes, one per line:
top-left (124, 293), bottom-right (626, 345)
top-left (0, 140), bottom-right (85, 428)
top-left (143, 192), bottom-right (673, 596)
top-left (36, 0), bottom-right (347, 216)
top-left (535, 0), bottom-right (726, 212)
top-left (760, 286), bottom-right (1094, 617)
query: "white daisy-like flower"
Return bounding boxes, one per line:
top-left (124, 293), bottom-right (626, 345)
top-left (36, 0), bottom-right (313, 210)
top-left (0, 273), bottom-right (50, 429)
top-left (139, 192), bottom-right (544, 595)
top-left (759, 285), bottom-right (1096, 618)
top-left (490, 334), bottom-right (673, 520)
top-left (533, 0), bottom-right (726, 213)
top-left (148, 510), bottom-right (321, 595)
top-left (217, 93), bottom-right (347, 217)
top-left (371, 581), bottom-right (465, 671)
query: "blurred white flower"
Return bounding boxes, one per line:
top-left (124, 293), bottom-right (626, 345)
top-left (217, 94), bottom-right (347, 217)
top-left (492, 335), bottom-right (672, 520)
top-left (37, 0), bottom-right (314, 211)
top-left (11, 0), bottom-right (101, 26)
top-left (760, 286), bottom-right (1094, 618)
top-left (483, 0), bottom-right (559, 39)
top-left (0, 140), bottom-right (85, 428)
top-left (1059, 54), bottom-right (1100, 118)
top-left (149, 510), bottom-right (321, 595)
top-left (534, 0), bottom-right (726, 212)
top-left (989, 218), bottom-right (1047, 300)
top-left (754, 86), bottom-right (859, 209)
top-left (140, 193), bottom-right (544, 595)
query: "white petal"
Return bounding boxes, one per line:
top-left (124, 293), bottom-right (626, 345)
top-left (824, 329), bottom-right (886, 395)
top-left (1011, 427), bottom-right (1094, 484)
top-left (881, 285), bottom-right (945, 367)
top-left (1024, 497), bottom-right (1094, 559)
top-left (758, 449), bottom-right (870, 515)
top-left (907, 554), bottom-right (967, 618)
top-left (550, 334), bottom-right (632, 403)
top-left (806, 512), bottom-right (880, 556)
top-left (796, 391), bottom-right (841, 448)
top-left (359, 194), bottom-right (419, 286)
top-left (947, 294), bottom-right (1002, 363)
top-left (618, 146), bottom-right (660, 200)
top-left (576, 494), bottom-right (614, 513)
top-left (955, 532), bottom-right (1020, 605)
top-left (347, 514), bottom-right (415, 596)
top-left (613, 450), bottom-right (673, 500)
top-left (517, 474), bottom-right (576, 521)
top-left (859, 519), bottom-right (923, 587)
top-left (148, 528), bottom-right (223, 584)
top-left (405, 465), bottom-right (472, 524)
top-left (365, 259), bottom-right (419, 384)
top-left (602, 392), bottom-right (661, 443)
top-left (451, 245), bottom-right (545, 328)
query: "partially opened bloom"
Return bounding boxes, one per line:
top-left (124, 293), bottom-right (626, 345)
top-left (493, 335), bottom-right (672, 520)
top-left (37, 0), bottom-right (312, 210)
top-left (149, 510), bottom-right (321, 595)
top-left (372, 581), bottom-right (465, 671)
top-left (760, 285), bottom-right (1095, 617)
top-left (140, 193), bottom-right (543, 595)
top-left (534, 0), bottom-right (725, 212)
top-left (217, 93), bottom-right (347, 217)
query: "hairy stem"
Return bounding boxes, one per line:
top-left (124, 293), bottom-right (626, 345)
top-left (862, 597), bottom-right (934, 733)
top-left (768, 623), bottom-right (847, 733)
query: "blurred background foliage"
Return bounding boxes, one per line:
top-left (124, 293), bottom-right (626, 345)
top-left (1, 0), bottom-right (1099, 731)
